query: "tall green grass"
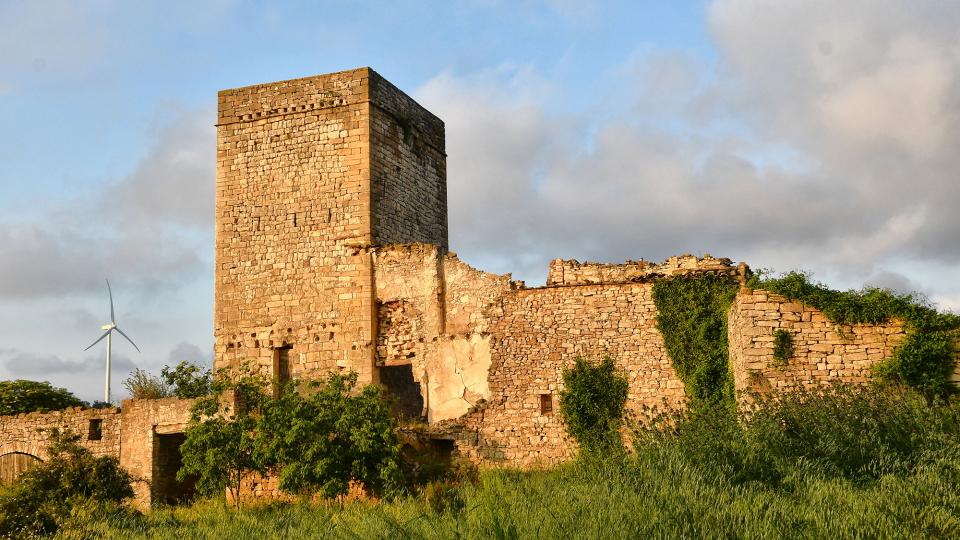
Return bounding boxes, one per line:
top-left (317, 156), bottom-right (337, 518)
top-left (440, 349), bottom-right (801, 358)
top-left (57, 386), bottom-right (960, 539)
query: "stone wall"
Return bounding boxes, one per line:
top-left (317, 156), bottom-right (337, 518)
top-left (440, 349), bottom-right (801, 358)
top-left (448, 282), bottom-right (686, 467)
top-left (0, 406), bottom-right (122, 464)
top-left (546, 254), bottom-right (743, 286)
top-left (728, 287), bottom-right (960, 396)
top-left (369, 72), bottom-right (448, 251)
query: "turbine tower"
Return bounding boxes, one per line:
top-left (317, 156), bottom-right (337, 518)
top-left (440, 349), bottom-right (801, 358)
top-left (84, 280), bottom-right (140, 404)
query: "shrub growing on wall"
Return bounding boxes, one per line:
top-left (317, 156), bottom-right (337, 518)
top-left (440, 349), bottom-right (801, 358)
top-left (162, 361), bottom-right (213, 398)
top-left (559, 356), bottom-right (629, 455)
top-left (123, 368), bottom-right (172, 399)
top-left (772, 330), bottom-right (794, 365)
top-left (652, 274), bottom-right (740, 408)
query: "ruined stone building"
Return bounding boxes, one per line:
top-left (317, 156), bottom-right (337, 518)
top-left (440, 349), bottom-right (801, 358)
top-left (2, 68), bottom-right (958, 508)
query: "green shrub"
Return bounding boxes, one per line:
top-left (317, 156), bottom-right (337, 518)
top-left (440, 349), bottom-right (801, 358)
top-left (749, 270), bottom-right (960, 398)
top-left (0, 430), bottom-right (135, 538)
top-left (559, 356), bottom-right (629, 455)
top-left (123, 368), bottom-right (172, 400)
top-left (652, 273), bottom-right (739, 407)
top-left (635, 384), bottom-right (960, 487)
top-left (178, 367), bottom-right (269, 506)
top-left (254, 372), bottom-right (402, 498)
top-left (0, 380), bottom-right (86, 416)
top-left (162, 361), bottom-right (213, 398)
top-left (773, 329), bottom-right (794, 364)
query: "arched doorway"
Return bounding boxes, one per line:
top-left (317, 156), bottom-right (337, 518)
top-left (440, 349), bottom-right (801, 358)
top-left (0, 452), bottom-right (42, 485)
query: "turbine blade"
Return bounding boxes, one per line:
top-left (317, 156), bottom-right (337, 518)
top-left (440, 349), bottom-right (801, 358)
top-left (114, 327), bottom-right (140, 353)
top-left (84, 330), bottom-right (111, 351)
top-left (106, 279), bottom-right (115, 323)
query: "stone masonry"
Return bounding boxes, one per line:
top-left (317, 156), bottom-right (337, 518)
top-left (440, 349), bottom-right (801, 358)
top-left (1, 67), bottom-right (958, 502)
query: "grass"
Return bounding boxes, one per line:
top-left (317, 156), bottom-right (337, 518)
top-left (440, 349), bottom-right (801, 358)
top-left (53, 385), bottom-right (960, 539)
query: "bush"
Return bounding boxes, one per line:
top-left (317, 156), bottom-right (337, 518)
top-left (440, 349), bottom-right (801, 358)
top-left (123, 368), bottom-right (172, 399)
top-left (652, 273), bottom-right (740, 407)
top-left (0, 430), bottom-right (135, 538)
top-left (178, 367), bottom-right (269, 506)
top-left (559, 356), bottom-right (629, 455)
top-left (0, 380), bottom-right (86, 416)
top-left (634, 384), bottom-right (960, 487)
top-left (254, 372), bottom-right (402, 498)
top-left (162, 361), bottom-right (212, 398)
top-left (773, 329), bottom-right (794, 364)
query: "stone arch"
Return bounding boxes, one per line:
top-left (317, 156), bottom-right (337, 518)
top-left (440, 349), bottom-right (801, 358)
top-left (0, 440), bottom-right (47, 461)
top-left (0, 444), bottom-right (44, 485)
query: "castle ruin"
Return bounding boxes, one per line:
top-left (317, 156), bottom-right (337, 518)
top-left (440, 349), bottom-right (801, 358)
top-left (2, 68), bottom-right (958, 508)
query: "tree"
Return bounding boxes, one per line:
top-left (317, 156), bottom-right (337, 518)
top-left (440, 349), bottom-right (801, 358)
top-left (177, 367), bottom-right (267, 506)
top-left (255, 372), bottom-right (402, 498)
top-left (559, 356), bottom-right (629, 455)
top-left (123, 368), bottom-right (172, 399)
top-left (162, 361), bottom-right (213, 398)
top-left (0, 380), bottom-right (86, 416)
top-left (0, 429), bottom-right (134, 538)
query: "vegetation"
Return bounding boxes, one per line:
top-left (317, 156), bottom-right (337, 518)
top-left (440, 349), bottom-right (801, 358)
top-left (178, 368), bottom-right (269, 506)
top-left (772, 329), bottom-right (794, 364)
top-left (749, 270), bottom-right (960, 398)
top-left (161, 361), bottom-right (212, 399)
top-left (652, 273), bottom-right (740, 407)
top-left (255, 372), bottom-right (402, 498)
top-left (0, 430), bottom-right (134, 538)
top-left (0, 380), bottom-right (86, 416)
top-left (50, 385), bottom-right (960, 539)
top-left (123, 369), bottom-right (172, 400)
top-left (558, 356), bottom-right (629, 455)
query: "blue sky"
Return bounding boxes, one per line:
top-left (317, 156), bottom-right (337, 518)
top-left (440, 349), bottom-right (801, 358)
top-left (2, 0), bottom-right (960, 402)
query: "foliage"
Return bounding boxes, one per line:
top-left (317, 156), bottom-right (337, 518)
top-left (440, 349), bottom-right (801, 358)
top-left (558, 356), bottom-right (629, 455)
top-left (123, 369), bottom-right (172, 400)
top-left (634, 384), bottom-right (960, 487)
top-left (0, 380), bottom-right (86, 416)
top-left (875, 331), bottom-right (956, 399)
top-left (254, 372), bottom-right (402, 498)
top-left (749, 270), bottom-right (960, 398)
top-left (772, 329), bottom-right (794, 364)
top-left (67, 386), bottom-right (960, 538)
top-left (0, 429), bottom-right (134, 538)
top-left (178, 367), bottom-right (269, 507)
top-left (652, 273), bottom-right (740, 407)
top-left (162, 361), bottom-right (213, 399)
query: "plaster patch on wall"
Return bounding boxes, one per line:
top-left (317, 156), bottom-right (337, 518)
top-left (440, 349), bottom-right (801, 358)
top-left (426, 334), bottom-right (491, 422)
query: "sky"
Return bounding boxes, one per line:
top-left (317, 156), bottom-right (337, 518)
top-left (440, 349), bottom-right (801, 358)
top-left (2, 0), bottom-right (960, 403)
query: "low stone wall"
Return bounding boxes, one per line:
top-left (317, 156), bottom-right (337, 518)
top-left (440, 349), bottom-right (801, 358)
top-left (0, 406), bottom-right (122, 465)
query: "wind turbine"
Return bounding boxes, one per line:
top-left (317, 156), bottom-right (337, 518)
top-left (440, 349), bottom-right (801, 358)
top-left (84, 280), bottom-right (140, 404)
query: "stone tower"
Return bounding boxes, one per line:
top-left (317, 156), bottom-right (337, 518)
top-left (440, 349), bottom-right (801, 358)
top-left (214, 67), bottom-right (447, 385)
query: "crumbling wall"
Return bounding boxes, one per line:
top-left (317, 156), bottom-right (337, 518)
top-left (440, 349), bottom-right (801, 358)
top-left (0, 407), bottom-right (122, 465)
top-left (449, 282), bottom-right (686, 467)
top-left (119, 398), bottom-right (195, 510)
top-left (728, 288), bottom-right (907, 395)
top-left (546, 255), bottom-right (742, 286)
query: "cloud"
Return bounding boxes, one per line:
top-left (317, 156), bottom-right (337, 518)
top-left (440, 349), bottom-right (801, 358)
top-left (4, 352), bottom-right (135, 378)
top-left (0, 106), bottom-right (214, 299)
top-left (416, 1), bottom-right (960, 290)
top-left (167, 341), bottom-right (213, 367)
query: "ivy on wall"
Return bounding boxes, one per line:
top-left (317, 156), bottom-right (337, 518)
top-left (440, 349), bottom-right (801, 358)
top-left (749, 271), bottom-right (960, 399)
top-left (652, 274), bottom-right (740, 409)
top-left (772, 330), bottom-right (794, 365)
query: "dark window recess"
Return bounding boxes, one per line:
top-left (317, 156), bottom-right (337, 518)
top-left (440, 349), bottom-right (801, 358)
top-left (290, 212), bottom-right (298, 227)
top-left (380, 364), bottom-right (425, 420)
top-left (88, 419), bottom-right (103, 441)
top-left (539, 394), bottom-right (553, 415)
top-left (274, 346), bottom-right (293, 395)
